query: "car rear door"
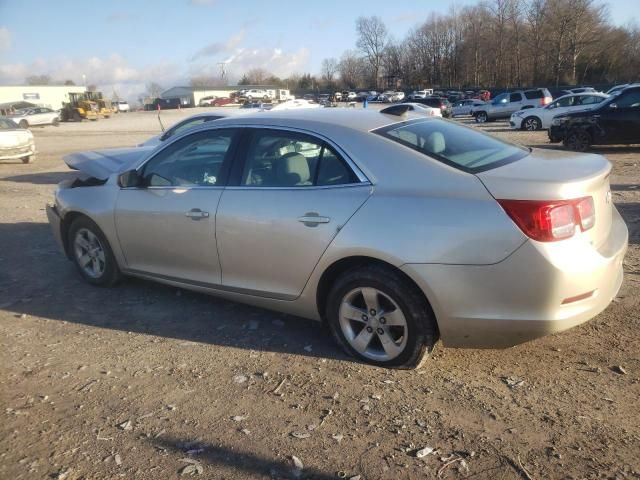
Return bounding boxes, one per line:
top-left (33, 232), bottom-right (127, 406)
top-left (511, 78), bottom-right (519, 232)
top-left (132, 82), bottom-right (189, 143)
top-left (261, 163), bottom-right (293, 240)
top-left (216, 128), bottom-right (371, 299)
top-left (114, 128), bottom-right (239, 284)
top-left (608, 89), bottom-right (640, 142)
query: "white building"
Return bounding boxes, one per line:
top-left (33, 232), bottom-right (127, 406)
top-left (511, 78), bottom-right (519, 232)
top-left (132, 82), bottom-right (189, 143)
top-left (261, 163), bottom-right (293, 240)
top-left (0, 85), bottom-right (87, 110)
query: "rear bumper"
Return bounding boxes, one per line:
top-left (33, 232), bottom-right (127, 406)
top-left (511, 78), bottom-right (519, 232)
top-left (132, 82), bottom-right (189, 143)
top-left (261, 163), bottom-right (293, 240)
top-left (402, 207), bottom-right (628, 348)
top-left (46, 203), bottom-right (66, 255)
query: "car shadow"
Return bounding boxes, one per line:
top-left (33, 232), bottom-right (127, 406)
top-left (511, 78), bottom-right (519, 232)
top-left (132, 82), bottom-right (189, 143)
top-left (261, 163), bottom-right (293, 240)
top-left (0, 222), bottom-right (351, 364)
top-left (1, 170), bottom-right (74, 184)
top-left (616, 203), bottom-right (640, 245)
top-left (151, 436), bottom-right (338, 479)
top-left (611, 184), bottom-right (639, 192)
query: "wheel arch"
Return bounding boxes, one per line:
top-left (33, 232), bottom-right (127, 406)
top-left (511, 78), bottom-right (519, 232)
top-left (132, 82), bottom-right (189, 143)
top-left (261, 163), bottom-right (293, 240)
top-left (60, 211), bottom-right (92, 258)
top-left (315, 255), bottom-right (439, 333)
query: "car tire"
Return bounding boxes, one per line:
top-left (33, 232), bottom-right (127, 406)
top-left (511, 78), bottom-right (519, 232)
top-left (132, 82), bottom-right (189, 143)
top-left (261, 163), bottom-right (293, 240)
top-left (523, 116), bottom-right (542, 131)
top-left (564, 129), bottom-right (592, 152)
top-left (18, 120), bottom-right (28, 129)
top-left (475, 112), bottom-right (488, 123)
top-left (52, 118), bottom-right (60, 126)
top-left (326, 264), bottom-right (438, 369)
top-left (68, 216), bottom-right (121, 287)
top-left (21, 155), bottom-right (35, 164)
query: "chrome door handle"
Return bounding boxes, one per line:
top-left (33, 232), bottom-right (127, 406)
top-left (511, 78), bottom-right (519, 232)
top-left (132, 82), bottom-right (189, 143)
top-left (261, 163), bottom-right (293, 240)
top-left (185, 208), bottom-right (209, 220)
top-left (298, 213), bottom-right (330, 227)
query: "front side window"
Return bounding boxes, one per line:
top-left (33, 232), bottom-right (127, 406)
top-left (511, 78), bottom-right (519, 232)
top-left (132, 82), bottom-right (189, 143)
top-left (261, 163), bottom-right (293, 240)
top-left (614, 90), bottom-right (640, 108)
top-left (555, 96), bottom-right (575, 108)
top-left (577, 95), bottom-right (604, 106)
top-left (493, 93), bottom-right (508, 104)
top-left (241, 130), bottom-right (357, 187)
top-left (374, 119), bottom-right (528, 173)
top-left (141, 129), bottom-right (236, 187)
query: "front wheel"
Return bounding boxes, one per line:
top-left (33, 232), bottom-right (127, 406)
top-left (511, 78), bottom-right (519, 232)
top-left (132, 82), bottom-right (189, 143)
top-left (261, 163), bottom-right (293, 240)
top-left (18, 120), bottom-right (28, 129)
top-left (21, 155), bottom-right (35, 164)
top-left (564, 129), bottom-right (592, 152)
top-left (68, 216), bottom-right (121, 287)
top-left (326, 265), bottom-right (438, 369)
top-left (475, 112), bottom-right (488, 123)
top-left (523, 116), bottom-right (542, 131)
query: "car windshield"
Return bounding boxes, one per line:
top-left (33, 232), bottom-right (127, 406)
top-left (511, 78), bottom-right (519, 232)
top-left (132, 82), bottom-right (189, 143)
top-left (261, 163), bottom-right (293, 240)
top-left (373, 119), bottom-right (529, 173)
top-left (0, 118), bottom-right (19, 129)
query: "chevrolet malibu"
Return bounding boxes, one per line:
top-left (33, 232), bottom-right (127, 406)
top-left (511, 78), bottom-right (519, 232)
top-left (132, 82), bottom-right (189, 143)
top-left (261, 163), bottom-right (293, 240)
top-left (46, 109), bottom-right (628, 368)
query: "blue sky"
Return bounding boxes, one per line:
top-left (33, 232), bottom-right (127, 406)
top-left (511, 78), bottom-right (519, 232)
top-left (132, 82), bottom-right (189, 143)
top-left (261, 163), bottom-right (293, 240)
top-left (0, 0), bottom-right (636, 99)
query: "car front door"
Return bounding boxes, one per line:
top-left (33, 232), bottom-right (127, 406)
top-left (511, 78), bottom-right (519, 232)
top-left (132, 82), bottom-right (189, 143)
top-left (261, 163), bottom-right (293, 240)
top-left (216, 128), bottom-right (371, 299)
top-left (114, 128), bottom-right (239, 284)
top-left (504, 92), bottom-right (523, 117)
top-left (605, 90), bottom-right (640, 142)
top-left (541, 96), bottom-right (575, 128)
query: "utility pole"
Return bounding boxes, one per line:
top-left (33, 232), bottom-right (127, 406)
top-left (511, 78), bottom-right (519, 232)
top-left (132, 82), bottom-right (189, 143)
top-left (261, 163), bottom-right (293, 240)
top-left (217, 62), bottom-right (227, 84)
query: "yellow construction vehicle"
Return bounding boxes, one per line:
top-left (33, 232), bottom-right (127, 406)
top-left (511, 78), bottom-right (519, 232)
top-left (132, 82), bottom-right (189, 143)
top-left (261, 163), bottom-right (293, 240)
top-left (60, 92), bottom-right (99, 121)
top-left (86, 92), bottom-right (115, 118)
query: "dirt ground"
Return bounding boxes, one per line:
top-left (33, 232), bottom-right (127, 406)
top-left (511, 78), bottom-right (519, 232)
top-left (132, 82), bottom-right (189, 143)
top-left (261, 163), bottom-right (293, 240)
top-left (1, 108), bottom-right (638, 480)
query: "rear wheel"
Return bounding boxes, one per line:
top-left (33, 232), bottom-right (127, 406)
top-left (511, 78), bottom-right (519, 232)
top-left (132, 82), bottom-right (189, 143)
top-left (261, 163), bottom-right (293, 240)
top-left (52, 118), bottom-right (60, 126)
top-left (475, 111), bottom-right (488, 123)
top-left (326, 265), bottom-right (438, 369)
top-left (523, 116), bottom-right (542, 131)
top-left (564, 129), bottom-right (592, 151)
top-left (68, 216), bottom-right (121, 287)
top-left (73, 111), bottom-right (81, 122)
top-left (18, 120), bottom-right (28, 129)
top-left (21, 156), bottom-right (35, 164)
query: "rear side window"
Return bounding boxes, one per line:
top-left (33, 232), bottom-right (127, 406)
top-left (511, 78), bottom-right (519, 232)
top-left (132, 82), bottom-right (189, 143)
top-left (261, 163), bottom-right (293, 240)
top-left (373, 119), bottom-right (528, 173)
top-left (510, 93), bottom-right (523, 102)
top-left (524, 90), bottom-right (544, 99)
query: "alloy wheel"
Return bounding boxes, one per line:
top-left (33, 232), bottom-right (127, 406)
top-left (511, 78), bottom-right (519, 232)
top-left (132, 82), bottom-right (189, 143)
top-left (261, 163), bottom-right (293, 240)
top-left (338, 287), bottom-right (408, 362)
top-left (524, 117), bottom-right (540, 131)
top-left (73, 228), bottom-right (106, 279)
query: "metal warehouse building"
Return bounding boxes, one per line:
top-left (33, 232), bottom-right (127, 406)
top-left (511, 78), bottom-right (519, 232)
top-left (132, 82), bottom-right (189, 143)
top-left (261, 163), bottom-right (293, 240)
top-left (160, 85), bottom-right (279, 106)
top-left (0, 85), bottom-right (87, 111)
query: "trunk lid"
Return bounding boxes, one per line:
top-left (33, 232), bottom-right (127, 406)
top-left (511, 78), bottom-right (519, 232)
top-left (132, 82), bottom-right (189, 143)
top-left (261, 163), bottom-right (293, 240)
top-left (63, 146), bottom-right (154, 180)
top-left (477, 148), bottom-right (612, 247)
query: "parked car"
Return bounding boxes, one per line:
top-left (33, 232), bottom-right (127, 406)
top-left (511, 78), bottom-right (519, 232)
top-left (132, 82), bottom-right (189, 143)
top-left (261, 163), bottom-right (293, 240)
top-left (471, 88), bottom-right (552, 123)
top-left (0, 117), bottom-right (36, 163)
top-left (198, 96), bottom-right (217, 106)
top-left (548, 85), bottom-right (640, 150)
top-left (8, 107), bottom-right (60, 128)
top-left (381, 103), bottom-right (442, 117)
top-left (334, 92), bottom-right (342, 101)
top-left (270, 99), bottom-right (321, 111)
top-left (116, 101), bottom-right (130, 113)
top-left (138, 112), bottom-right (236, 147)
top-left (241, 89), bottom-right (271, 101)
top-left (510, 92), bottom-right (609, 131)
top-left (412, 97), bottom-right (452, 117)
top-left (46, 109), bottom-right (627, 368)
top-left (606, 84), bottom-right (629, 95)
top-left (451, 99), bottom-right (486, 117)
top-left (213, 97), bottom-right (234, 107)
top-left (407, 89), bottom-right (433, 100)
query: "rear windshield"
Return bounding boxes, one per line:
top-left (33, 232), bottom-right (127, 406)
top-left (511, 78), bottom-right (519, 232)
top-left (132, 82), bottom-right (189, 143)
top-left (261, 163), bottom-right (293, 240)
top-left (373, 118), bottom-right (529, 173)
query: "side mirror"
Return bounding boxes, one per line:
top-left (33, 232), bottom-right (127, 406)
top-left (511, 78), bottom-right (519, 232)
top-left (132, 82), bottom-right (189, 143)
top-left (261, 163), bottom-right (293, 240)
top-left (118, 169), bottom-right (142, 188)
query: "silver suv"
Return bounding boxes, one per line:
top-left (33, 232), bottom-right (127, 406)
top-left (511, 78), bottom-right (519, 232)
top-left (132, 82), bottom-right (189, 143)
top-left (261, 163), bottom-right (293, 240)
top-left (471, 88), bottom-right (552, 123)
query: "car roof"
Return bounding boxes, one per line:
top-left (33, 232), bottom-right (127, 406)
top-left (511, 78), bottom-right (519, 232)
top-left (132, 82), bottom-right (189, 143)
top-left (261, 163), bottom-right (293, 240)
top-left (207, 108), bottom-right (420, 133)
top-left (555, 92), bottom-right (609, 100)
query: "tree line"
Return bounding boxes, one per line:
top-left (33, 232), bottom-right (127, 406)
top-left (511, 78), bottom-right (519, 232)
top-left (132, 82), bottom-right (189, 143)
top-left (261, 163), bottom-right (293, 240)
top-left (227, 0), bottom-right (640, 92)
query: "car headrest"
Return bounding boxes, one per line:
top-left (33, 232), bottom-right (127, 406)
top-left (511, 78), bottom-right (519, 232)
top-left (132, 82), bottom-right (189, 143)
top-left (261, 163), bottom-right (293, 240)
top-left (424, 131), bottom-right (446, 154)
top-left (275, 152), bottom-right (310, 186)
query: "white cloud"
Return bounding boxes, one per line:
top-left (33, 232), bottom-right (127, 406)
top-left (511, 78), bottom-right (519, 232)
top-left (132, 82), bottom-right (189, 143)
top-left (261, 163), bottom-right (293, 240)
top-left (189, 0), bottom-right (216, 5)
top-left (0, 27), bottom-right (11, 52)
top-left (191, 30), bottom-right (246, 61)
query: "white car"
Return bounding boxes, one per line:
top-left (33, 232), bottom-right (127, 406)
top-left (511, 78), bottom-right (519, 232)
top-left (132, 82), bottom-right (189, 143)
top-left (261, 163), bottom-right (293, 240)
top-left (243, 89), bottom-right (271, 101)
top-left (451, 99), bottom-right (486, 117)
top-left (408, 89), bottom-right (433, 100)
top-left (509, 92), bottom-right (609, 130)
top-left (8, 107), bottom-right (60, 128)
top-left (382, 103), bottom-right (442, 117)
top-left (116, 101), bottom-right (130, 113)
top-left (0, 117), bottom-right (36, 163)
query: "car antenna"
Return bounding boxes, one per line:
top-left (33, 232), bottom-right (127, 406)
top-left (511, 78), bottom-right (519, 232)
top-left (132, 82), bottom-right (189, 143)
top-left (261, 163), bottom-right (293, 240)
top-left (157, 106), bottom-right (165, 132)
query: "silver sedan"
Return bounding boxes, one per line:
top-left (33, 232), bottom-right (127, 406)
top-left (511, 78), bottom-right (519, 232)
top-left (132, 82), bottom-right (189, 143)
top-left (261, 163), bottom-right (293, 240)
top-left (47, 109), bottom-right (628, 368)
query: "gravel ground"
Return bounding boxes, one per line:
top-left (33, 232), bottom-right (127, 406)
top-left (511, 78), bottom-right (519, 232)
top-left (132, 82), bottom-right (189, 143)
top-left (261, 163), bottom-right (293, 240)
top-left (1, 107), bottom-right (638, 480)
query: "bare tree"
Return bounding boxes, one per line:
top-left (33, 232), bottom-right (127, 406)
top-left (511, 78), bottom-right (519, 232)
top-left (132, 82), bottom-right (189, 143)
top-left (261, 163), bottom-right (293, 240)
top-left (146, 82), bottom-right (164, 98)
top-left (244, 68), bottom-right (272, 85)
top-left (338, 50), bottom-right (366, 89)
top-left (321, 57), bottom-right (338, 87)
top-left (25, 75), bottom-right (51, 85)
top-left (356, 16), bottom-right (388, 88)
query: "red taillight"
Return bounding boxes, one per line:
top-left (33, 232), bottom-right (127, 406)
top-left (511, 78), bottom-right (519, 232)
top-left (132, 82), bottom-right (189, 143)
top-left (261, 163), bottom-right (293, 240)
top-left (540, 96), bottom-right (552, 105)
top-left (498, 197), bottom-right (595, 242)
